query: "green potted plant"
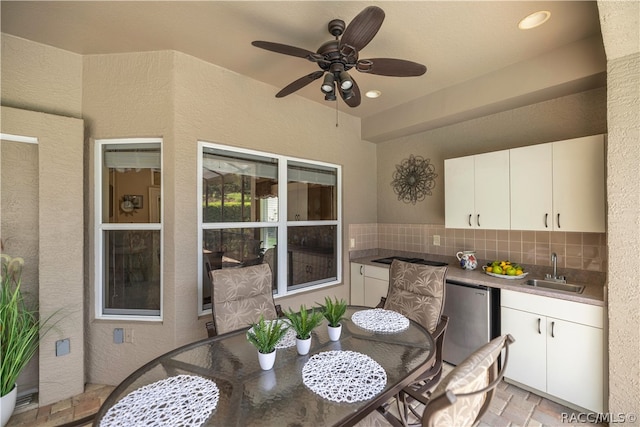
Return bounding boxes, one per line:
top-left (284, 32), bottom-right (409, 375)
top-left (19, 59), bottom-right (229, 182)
top-left (320, 296), bottom-right (347, 341)
top-left (246, 315), bottom-right (289, 370)
top-left (1, 255), bottom-right (57, 427)
top-left (284, 305), bottom-right (324, 355)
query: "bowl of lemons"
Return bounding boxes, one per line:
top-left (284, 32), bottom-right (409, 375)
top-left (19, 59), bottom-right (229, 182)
top-left (482, 260), bottom-right (528, 279)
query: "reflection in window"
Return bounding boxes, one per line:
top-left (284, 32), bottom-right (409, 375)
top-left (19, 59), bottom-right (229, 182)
top-left (199, 142), bottom-right (341, 313)
top-left (287, 225), bottom-right (337, 290)
top-left (202, 227), bottom-right (278, 306)
top-left (103, 230), bottom-right (161, 314)
top-left (287, 161), bottom-right (337, 221)
top-left (97, 139), bottom-right (162, 318)
top-left (202, 148), bottom-right (278, 223)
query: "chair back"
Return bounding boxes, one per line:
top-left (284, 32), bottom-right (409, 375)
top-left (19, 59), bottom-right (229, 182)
top-left (422, 334), bottom-right (515, 427)
top-left (210, 263), bottom-right (278, 335)
top-left (384, 260), bottom-right (447, 334)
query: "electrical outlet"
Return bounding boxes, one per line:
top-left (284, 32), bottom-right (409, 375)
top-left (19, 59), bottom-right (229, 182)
top-left (433, 235), bottom-right (441, 246)
top-left (114, 328), bottom-right (124, 344)
top-left (350, 238), bottom-right (356, 248)
top-left (56, 338), bottom-right (70, 356)
top-left (124, 328), bottom-right (134, 343)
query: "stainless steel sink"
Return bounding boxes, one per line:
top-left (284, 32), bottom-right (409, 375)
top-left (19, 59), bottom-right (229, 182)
top-left (524, 279), bottom-right (585, 294)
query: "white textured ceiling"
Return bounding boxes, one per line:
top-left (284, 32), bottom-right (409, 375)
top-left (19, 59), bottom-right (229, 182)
top-left (1, 1), bottom-right (603, 120)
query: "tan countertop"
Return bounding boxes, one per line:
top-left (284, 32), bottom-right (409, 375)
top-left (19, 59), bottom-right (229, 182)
top-left (350, 254), bottom-right (605, 307)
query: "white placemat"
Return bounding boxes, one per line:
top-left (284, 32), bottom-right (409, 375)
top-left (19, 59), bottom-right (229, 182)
top-left (100, 375), bottom-right (219, 427)
top-left (274, 319), bottom-right (297, 349)
top-left (351, 308), bottom-right (410, 333)
top-left (302, 350), bottom-right (387, 403)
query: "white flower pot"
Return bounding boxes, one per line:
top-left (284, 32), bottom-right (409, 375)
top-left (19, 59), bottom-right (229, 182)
top-left (296, 337), bottom-right (312, 355)
top-left (258, 350), bottom-right (276, 370)
top-left (327, 324), bottom-right (342, 341)
top-left (1, 385), bottom-right (17, 427)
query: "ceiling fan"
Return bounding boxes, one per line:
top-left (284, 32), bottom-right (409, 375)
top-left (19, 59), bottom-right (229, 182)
top-left (252, 6), bottom-right (427, 108)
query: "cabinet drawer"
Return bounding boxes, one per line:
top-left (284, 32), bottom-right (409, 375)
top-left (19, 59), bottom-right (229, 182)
top-left (364, 265), bottom-right (389, 281)
top-left (501, 290), bottom-right (603, 328)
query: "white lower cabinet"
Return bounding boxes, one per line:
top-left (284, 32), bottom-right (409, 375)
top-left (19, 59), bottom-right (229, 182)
top-left (350, 262), bottom-right (389, 307)
top-left (501, 290), bottom-right (604, 412)
top-left (350, 263), bottom-right (365, 305)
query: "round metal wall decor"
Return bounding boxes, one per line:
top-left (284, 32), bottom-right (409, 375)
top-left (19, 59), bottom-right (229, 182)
top-left (391, 155), bottom-right (437, 204)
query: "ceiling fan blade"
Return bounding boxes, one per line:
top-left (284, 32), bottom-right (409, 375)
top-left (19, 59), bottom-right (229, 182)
top-left (276, 71), bottom-right (325, 98)
top-left (252, 41), bottom-right (320, 61)
top-left (357, 58), bottom-right (427, 77)
top-left (340, 6), bottom-right (385, 51)
top-left (340, 75), bottom-right (361, 108)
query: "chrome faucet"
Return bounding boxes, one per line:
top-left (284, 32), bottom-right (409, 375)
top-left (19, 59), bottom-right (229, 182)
top-left (546, 252), bottom-right (566, 283)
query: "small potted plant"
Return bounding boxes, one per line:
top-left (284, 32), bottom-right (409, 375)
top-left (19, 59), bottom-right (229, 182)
top-left (284, 305), bottom-right (324, 355)
top-left (320, 296), bottom-right (347, 341)
top-left (246, 316), bottom-right (290, 370)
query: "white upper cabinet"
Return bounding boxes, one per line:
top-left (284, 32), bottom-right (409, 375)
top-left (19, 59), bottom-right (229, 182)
top-left (510, 135), bottom-right (605, 232)
top-left (445, 156), bottom-right (475, 228)
top-left (445, 151), bottom-right (510, 229)
top-left (552, 135), bottom-right (605, 232)
top-left (510, 143), bottom-right (553, 230)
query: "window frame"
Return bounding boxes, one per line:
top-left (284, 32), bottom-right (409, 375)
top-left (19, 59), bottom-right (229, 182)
top-left (197, 141), bottom-right (342, 315)
top-left (94, 137), bottom-right (163, 321)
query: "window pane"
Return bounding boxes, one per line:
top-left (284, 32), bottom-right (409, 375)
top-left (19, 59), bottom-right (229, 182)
top-left (203, 227), bottom-right (278, 303)
top-left (203, 148), bottom-right (278, 223)
top-left (287, 225), bottom-right (337, 289)
top-left (288, 161), bottom-right (337, 221)
top-left (103, 230), bottom-right (161, 314)
top-left (102, 143), bottom-right (161, 224)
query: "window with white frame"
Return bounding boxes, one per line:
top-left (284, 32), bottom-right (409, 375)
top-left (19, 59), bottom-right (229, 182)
top-left (95, 138), bottom-right (162, 319)
top-left (199, 142), bottom-right (341, 313)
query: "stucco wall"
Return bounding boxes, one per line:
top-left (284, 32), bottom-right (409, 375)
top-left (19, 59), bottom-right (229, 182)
top-left (1, 33), bottom-right (85, 405)
top-left (82, 51), bottom-right (177, 384)
top-left (376, 87), bottom-right (607, 225)
top-left (0, 34), bottom-right (83, 118)
top-left (1, 135), bottom-right (39, 396)
top-left (81, 48), bottom-right (375, 384)
top-left (1, 106), bottom-right (85, 405)
top-left (598, 0), bottom-right (640, 417)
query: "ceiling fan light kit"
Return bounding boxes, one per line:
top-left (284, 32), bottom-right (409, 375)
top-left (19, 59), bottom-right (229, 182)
top-left (252, 6), bottom-right (426, 108)
top-left (321, 73), bottom-right (335, 93)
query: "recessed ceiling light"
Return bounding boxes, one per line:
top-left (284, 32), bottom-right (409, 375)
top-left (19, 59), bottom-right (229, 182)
top-left (518, 11), bottom-right (551, 30)
top-left (365, 90), bottom-right (382, 99)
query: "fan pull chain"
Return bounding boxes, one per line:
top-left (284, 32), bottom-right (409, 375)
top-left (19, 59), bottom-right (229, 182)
top-left (335, 100), bottom-right (339, 127)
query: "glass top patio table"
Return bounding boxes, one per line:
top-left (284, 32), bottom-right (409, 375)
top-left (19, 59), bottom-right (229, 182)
top-left (93, 306), bottom-right (435, 427)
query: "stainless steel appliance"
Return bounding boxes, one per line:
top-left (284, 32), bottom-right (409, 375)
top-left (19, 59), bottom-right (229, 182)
top-left (443, 279), bottom-right (500, 365)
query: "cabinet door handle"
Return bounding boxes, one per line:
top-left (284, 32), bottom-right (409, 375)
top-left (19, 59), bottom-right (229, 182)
top-left (360, 265), bottom-right (364, 275)
top-left (477, 214), bottom-right (480, 227)
top-left (537, 318), bottom-right (541, 334)
top-left (551, 321), bottom-right (555, 338)
top-left (544, 213), bottom-right (548, 228)
top-left (468, 214), bottom-right (472, 227)
top-left (557, 213), bottom-right (561, 229)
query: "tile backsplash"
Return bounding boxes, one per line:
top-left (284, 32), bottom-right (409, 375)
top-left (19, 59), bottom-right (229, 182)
top-left (348, 223), bottom-right (607, 272)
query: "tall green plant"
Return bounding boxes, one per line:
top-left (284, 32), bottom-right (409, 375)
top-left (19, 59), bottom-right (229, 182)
top-left (284, 305), bottom-right (324, 340)
top-left (246, 316), bottom-right (289, 354)
top-left (0, 255), bottom-right (56, 397)
top-left (320, 296), bottom-right (347, 327)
